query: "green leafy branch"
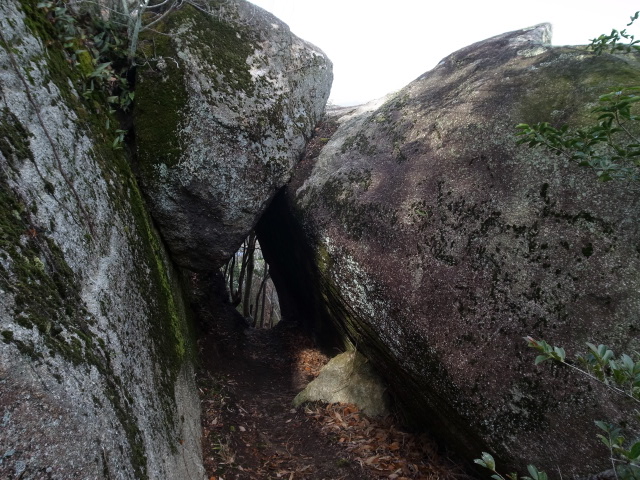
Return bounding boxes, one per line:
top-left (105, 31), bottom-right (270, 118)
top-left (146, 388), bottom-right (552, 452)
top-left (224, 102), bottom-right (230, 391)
top-left (37, 0), bottom-right (134, 148)
top-left (525, 336), bottom-right (640, 402)
top-left (516, 10), bottom-right (640, 181)
top-left (595, 421), bottom-right (640, 480)
top-left (525, 337), bottom-right (639, 479)
top-left (475, 452), bottom-right (547, 480)
top-left (590, 12), bottom-right (640, 55)
top-left (515, 87), bottom-right (640, 181)
top-left (476, 339), bottom-right (640, 480)
top-left (494, 12), bottom-right (640, 480)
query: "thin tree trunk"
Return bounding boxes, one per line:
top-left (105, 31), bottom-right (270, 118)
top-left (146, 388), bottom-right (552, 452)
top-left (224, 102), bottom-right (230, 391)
top-left (222, 258), bottom-right (229, 281)
top-left (254, 267), bottom-right (268, 324)
top-left (241, 231), bottom-right (257, 318)
top-left (233, 239), bottom-right (250, 307)
top-left (256, 262), bottom-right (269, 327)
top-left (259, 278), bottom-right (267, 328)
top-left (227, 253), bottom-right (236, 303)
top-left (268, 287), bottom-right (275, 329)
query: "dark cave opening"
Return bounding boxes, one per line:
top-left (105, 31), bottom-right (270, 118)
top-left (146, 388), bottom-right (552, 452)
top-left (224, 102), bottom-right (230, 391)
top-left (186, 187), bottom-right (482, 479)
top-left (255, 187), bottom-right (346, 353)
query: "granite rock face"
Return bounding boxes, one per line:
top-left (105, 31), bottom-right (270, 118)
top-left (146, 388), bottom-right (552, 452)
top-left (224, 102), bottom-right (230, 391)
top-left (135, 0), bottom-right (333, 271)
top-left (258, 25), bottom-right (640, 475)
top-left (0, 2), bottom-right (203, 478)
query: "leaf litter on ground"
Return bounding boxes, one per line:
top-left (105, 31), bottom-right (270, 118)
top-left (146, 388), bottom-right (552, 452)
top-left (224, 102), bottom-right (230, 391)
top-left (195, 296), bottom-right (471, 480)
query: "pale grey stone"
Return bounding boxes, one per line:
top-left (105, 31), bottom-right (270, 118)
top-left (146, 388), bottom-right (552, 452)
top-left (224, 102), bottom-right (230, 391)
top-left (293, 351), bottom-right (389, 417)
top-left (0, 1), bottom-right (204, 478)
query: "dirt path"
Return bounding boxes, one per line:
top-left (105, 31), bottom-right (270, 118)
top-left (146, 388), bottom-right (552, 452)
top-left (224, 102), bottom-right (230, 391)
top-left (195, 293), bottom-right (470, 480)
top-left (197, 306), bottom-right (373, 480)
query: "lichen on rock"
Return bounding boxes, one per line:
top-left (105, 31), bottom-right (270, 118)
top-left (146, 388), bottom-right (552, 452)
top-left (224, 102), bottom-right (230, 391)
top-left (134, 0), bottom-right (333, 271)
top-left (0, 1), bottom-right (203, 478)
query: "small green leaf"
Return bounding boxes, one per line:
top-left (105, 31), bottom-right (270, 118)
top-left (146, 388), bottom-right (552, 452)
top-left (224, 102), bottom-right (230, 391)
top-left (597, 434), bottom-right (612, 448)
top-left (534, 355), bottom-right (549, 365)
top-left (481, 452), bottom-right (496, 471)
top-left (622, 354), bottom-right (635, 371)
top-left (629, 441), bottom-right (640, 459)
top-left (553, 346), bottom-right (566, 362)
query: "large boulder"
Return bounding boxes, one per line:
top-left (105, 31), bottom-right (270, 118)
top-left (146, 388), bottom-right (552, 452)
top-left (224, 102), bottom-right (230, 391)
top-left (0, 1), bottom-right (202, 478)
top-left (135, 0), bottom-right (332, 271)
top-left (257, 25), bottom-right (640, 475)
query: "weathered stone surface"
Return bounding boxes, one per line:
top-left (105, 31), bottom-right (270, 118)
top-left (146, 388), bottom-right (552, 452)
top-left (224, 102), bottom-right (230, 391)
top-left (258, 25), bottom-right (640, 475)
top-left (135, 0), bottom-right (332, 271)
top-left (293, 351), bottom-right (389, 416)
top-left (0, 2), bottom-right (203, 478)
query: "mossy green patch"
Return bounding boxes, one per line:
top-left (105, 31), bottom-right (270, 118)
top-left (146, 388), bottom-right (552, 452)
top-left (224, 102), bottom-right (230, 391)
top-left (340, 133), bottom-right (377, 156)
top-left (75, 47), bottom-right (94, 78)
top-left (99, 75), bottom-right (196, 454)
top-left (0, 108), bottom-right (34, 165)
top-left (8, 1), bottom-right (197, 475)
top-left (518, 49), bottom-right (640, 126)
top-left (134, 27), bottom-right (187, 172)
top-left (121, 167), bottom-right (198, 454)
top-left (125, 173), bottom-right (191, 365)
top-left (18, 0), bottom-right (57, 42)
top-left (134, 3), bottom-right (255, 176)
top-left (14, 0), bottom-right (124, 167)
top-left (183, 5), bottom-right (255, 96)
top-left (1, 330), bottom-right (14, 343)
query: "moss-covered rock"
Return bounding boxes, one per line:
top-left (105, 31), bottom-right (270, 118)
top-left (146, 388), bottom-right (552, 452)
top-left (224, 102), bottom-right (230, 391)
top-left (258, 25), bottom-right (640, 476)
top-left (134, 0), bottom-right (332, 271)
top-left (0, 1), bottom-right (203, 478)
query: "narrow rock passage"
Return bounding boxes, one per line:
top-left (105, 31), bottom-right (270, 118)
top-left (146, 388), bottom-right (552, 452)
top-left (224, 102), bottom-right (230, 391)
top-left (195, 289), bottom-right (470, 480)
top-left (197, 311), bottom-right (373, 479)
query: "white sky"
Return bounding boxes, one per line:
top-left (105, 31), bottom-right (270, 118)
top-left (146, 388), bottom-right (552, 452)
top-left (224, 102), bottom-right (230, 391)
top-left (248, 0), bottom-right (640, 106)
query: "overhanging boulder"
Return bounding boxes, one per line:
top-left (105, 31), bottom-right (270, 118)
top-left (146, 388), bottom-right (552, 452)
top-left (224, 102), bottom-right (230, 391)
top-left (135, 0), bottom-right (333, 271)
